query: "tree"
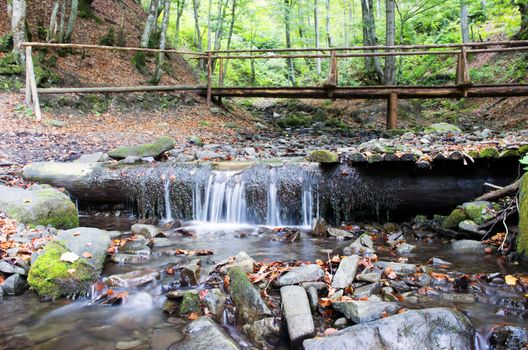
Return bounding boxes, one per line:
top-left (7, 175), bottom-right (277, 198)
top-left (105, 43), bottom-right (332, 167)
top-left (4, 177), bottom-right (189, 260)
top-left (193, 0), bottom-right (203, 52)
top-left (174, 0), bottom-right (186, 47)
top-left (154, 0), bottom-right (171, 83)
top-left (284, 0), bottom-right (296, 85)
top-left (384, 0), bottom-right (396, 85)
top-left (11, 0), bottom-right (27, 64)
top-left (325, 0), bottom-right (333, 46)
top-left (141, 0), bottom-right (159, 48)
top-left (64, 0), bottom-right (79, 42)
top-left (361, 0), bottom-right (383, 82)
top-left (47, 0), bottom-right (61, 42)
top-left (314, 0), bottom-right (321, 74)
top-left (514, 0), bottom-right (528, 40)
top-left (460, 0), bottom-right (470, 43)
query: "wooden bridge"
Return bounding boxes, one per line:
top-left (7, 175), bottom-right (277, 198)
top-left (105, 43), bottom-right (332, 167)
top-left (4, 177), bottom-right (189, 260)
top-left (21, 40), bottom-right (528, 129)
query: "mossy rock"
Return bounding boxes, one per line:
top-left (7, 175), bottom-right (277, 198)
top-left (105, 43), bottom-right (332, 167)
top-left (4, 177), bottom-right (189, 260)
top-left (442, 208), bottom-right (467, 229)
top-left (424, 123), bottom-right (462, 134)
top-left (228, 266), bottom-right (271, 323)
top-left (499, 149), bottom-right (520, 158)
top-left (518, 174), bottom-right (528, 255)
top-left (179, 292), bottom-right (202, 316)
top-left (0, 185), bottom-right (78, 229)
top-left (27, 241), bottom-right (98, 299)
top-left (306, 150), bottom-right (339, 163)
top-left (462, 201), bottom-right (494, 225)
top-left (478, 147), bottom-right (500, 159)
top-left (108, 136), bottom-right (175, 159)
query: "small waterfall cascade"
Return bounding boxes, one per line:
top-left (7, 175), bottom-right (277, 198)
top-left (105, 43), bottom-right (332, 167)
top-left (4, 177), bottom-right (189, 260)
top-left (193, 171), bottom-right (248, 223)
top-left (301, 171), bottom-right (316, 227)
top-left (266, 167), bottom-right (282, 226)
top-left (162, 175), bottom-right (173, 221)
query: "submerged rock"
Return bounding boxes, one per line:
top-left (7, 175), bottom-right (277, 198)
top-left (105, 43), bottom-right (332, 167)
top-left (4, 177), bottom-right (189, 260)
top-left (228, 266), bottom-right (271, 323)
top-left (280, 285), bottom-right (315, 345)
top-left (451, 239), bottom-right (486, 253)
top-left (244, 317), bottom-right (282, 348)
top-left (104, 268), bottom-right (159, 288)
top-left (333, 300), bottom-right (400, 323)
top-left (303, 308), bottom-right (474, 350)
top-left (276, 264), bottom-right (325, 286)
top-left (489, 325), bottom-right (528, 350)
top-left (374, 261), bottom-right (417, 275)
top-left (0, 185), bottom-right (78, 229)
top-left (169, 317), bottom-right (240, 350)
top-left (108, 136), bottom-right (175, 160)
top-left (131, 224), bottom-right (162, 239)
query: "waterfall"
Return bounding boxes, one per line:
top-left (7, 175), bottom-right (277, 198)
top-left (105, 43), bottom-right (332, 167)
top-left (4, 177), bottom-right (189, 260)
top-left (301, 174), bottom-right (313, 227)
top-left (266, 167), bottom-right (282, 226)
top-left (163, 176), bottom-right (173, 221)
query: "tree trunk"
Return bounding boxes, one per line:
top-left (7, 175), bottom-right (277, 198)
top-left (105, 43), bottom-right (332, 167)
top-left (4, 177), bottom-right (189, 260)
top-left (207, 0), bottom-right (212, 51)
top-left (141, 0), bottom-right (159, 48)
top-left (223, 0), bottom-right (237, 79)
top-left (58, 0), bottom-right (67, 43)
top-left (154, 0), bottom-right (171, 83)
top-left (314, 0), bottom-right (321, 74)
top-left (342, 0), bottom-right (348, 47)
top-left (460, 1), bottom-right (470, 43)
top-left (384, 0), bottom-right (396, 85)
top-left (515, 1), bottom-right (528, 40)
top-left (284, 0), bottom-right (296, 86)
top-left (174, 0), bottom-right (186, 47)
top-left (360, 0), bottom-right (383, 82)
top-left (64, 0), bottom-right (78, 42)
top-left (325, 0), bottom-right (332, 47)
top-left (48, 0), bottom-right (61, 42)
top-left (193, 0), bottom-right (202, 51)
top-left (11, 0), bottom-right (27, 64)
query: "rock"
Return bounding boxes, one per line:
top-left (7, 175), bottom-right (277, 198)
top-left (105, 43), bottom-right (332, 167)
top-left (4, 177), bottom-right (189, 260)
top-left (276, 264), bottom-right (325, 286)
top-left (195, 150), bottom-right (226, 161)
top-left (151, 325), bottom-right (184, 350)
top-left (169, 317), bottom-right (240, 350)
top-left (180, 259), bottom-right (201, 286)
top-left (0, 185), bottom-right (78, 229)
top-left (131, 224), bottom-right (162, 239)
top-left (115, 340), bottom-right (144, 350)
top-left (49, 119), bottom-right (66, 127)
top-left (458, 220), bottom-right (485, 235)
top-left (352, 282), bottom-right (381, 298)
top-left (110, 253), bottom-right (150, 264)
top-left (303, 308), bottom-right (475, 350)
top-left (332, 255), bottom-right (359, 289)
top-left (328, 227), bottom-right (356, 238)
top-left (374, 261), bottom-right (417, 275)
top-left (461, 201), bottom-right (494, 225)
top-left (188, 135), bottom-right (204, 146)
top-left (244, 147), bottom-right (257, 156)
top-left (0, 261), bottom-right (27, 275)
top-left (489, 325), bottom-right (528, 350)
top-left (104, 268), bottom-right (159, 288)
top-left (203, 288), bottom-right (226, 322)
top-left (228, 267), bottom-right (271, 323)
top-left (443, 208), bottom-right (467, 229)
top-left (333, 300), bottom-right (400, 323)
top-left (431, 257), bottom-right (452, 267)
top-left (152, 238), bottom-right (175, 247)
top-left (306, 150), bottom-right (339, 163)
top-left (312, 218), bottom-right (327, 236)
top-left (121, 236), bottom-right (151, 255)
top-left (165, 289), bottom-right (199, 300)
top-left (243, 317), bottom-right (282, 348)
top-left (179, 291), bottom-right (201, 316)
top-left (108, 136), bottom-right (175, 160)
top-left (306, 285), bottom-right (319, 311)
top-left (396, 243), bottom-right (416, 254)
top-left (451, 239), bottom-right (486, 253)
top-left (424, 122), bottom-right (462, 134)
top-left (75, 152), bottom-right (108, 163)
top-left (343, 234), bottom-right (375, 255)
top-left (280, 285), bottom-right (315, 345)
top-left (1, 274), bottom-right (28, 295)
top-left (334, 317), bottom-right (349, 329)
top-left (356, 272), bottom-right (381, 283)
top-left (28, 228), bottom-right (111, 299)
top-left (440, 293), bottom-right (476, 303)
top-left (219, 251), bottom-right (255, 274)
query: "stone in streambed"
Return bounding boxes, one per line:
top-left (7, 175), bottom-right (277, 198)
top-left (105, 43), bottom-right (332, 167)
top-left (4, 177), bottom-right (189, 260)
top-left (424, 122), bottom-right (462, 134)
top-left (0, 261), bottom-right (27, 275)
top-left (228, 266), bottom-right (271, 323)
top-left (121, 235), bottom-right (151, 255)
top-left (0, 185), bottom-right (78, 229)
top-left (303, 307), bottom-right (475, 350)
top-left (306, 150), bottom-right (339, 163)
top-left (333, 300), bottom-right (400, 323)
top-left (219, 251), bottom-right (255, 274)
top-left (451, 239), bottom-right (486, 253)
top-left (353, 282), bottom-right (381, 298)
top-left (203, 288), bottom-right (226, 322)
top-left (374, 261), bottom-right (417, 275)
top-left (443, 208), bottom-right (467, 229)
top-left (1, 274), bottom-right (28, 295)
top-left (179, 291), bottom-right (202, 316)
top-left (356, 272), bottom-right (381, 283)
top-left (327, 227), bottom-right (356, 238)
top-left (280, 285), bottom-right (315, 345)
top-left (108, 136), bottom-right (175, 160)
top-left (489, 325), bottom-right (528, 350)
top-left (104, 268), bottom-right (159, 288)
top-left (131, 223), bottom-right (163, 239)
top-left (276, 264), bottom-right (325, 286)
top-left (169, 317), bottom-right (240, 350)
top-left (461, 201), bottom-right (494, 225)
top-left (332, 255), bottom-right (359, 289)
top-left (243, 317), bottom-right (282, 348)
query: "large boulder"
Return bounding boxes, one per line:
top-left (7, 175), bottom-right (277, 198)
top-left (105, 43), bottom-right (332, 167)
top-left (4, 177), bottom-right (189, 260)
top-left (227, 267), bottom-right (271, 323)
top-left (28, 228), bottom-right (112, 299)
top-left (0, 185), bottom-right (78, 229)
top-left (108, 136), bottom-right (175, 160)
top-left (424, 123), bottom-right (462, 134)
top-left (303, 308), bottom-right (474, 350)
top-left (169, 317), bottom-right (240, 350)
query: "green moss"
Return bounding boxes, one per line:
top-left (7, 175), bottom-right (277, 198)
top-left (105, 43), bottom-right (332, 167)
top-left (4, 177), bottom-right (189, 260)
top-left (424, 122), bottom-right (461, 134)
top-left (228, 266), bottom-right (253, 303)
top-left (28, 241), bottom-right (97, 299)
top-left (462, 201), bottom-right (493, 225)
top-left (131, 52), bottom-right (148, 75)
top-left (277, 114), bottom-right (312, 128)
top-left (78, 0), bottom-right (102, 23)
top-left (479, 147), bottom-right (500, 159)
top-left (443, 208), bottom-right (467, 229)
top-left (99, 28), bottom-right (115, 46)
top-left (519, 145), bottom-right (528, 155)
top-left (518, 175), bottom-right (528, 255)
top-left (306, 150), bottom-right (339, 163)
top-left (108, 136), bottom-right (175, 159)
top-left (179, 292), bottom-right (201, 315)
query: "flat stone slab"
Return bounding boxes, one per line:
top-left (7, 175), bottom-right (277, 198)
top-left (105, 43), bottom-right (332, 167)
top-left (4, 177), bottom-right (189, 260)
top-left (169, 317), bottom-right (240, 350)
top-left (276, 264), bottom-right (325, 286)
top-left (280, 285), bottom-right (315, 344)
top-left (374, 261), bottom-right (417, 275)
top-left (332, 255), bottom-right (359, 289)
top-left (333, 300), bottom-right (400, 323)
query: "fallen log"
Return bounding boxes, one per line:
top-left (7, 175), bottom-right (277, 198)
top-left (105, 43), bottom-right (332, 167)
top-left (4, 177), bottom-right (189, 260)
top-left (475, 178), bottom-right (521, 202)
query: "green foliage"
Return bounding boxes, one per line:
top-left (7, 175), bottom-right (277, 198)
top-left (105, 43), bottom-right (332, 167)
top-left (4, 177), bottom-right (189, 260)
top-left (0, 34), bottom-right (13, 53)
top-left (520, 154), bottom-right (528, 170)
top-left (78, 0), bottom-right (102, 23)
top-left (0, 53), bottom-right (23, 75)
top-left (99, 28), bottom-right (116, 46)
top-left (132, 52), bottom-right (149, 75)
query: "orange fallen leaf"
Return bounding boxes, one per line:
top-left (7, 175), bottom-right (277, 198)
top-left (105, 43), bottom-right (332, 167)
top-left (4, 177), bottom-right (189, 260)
top-left (82, 252), bottom-right (93, 258)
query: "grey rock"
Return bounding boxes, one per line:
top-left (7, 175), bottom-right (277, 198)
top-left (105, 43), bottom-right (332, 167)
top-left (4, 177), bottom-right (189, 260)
top-left (440, 293), bottom-right (476, 303)
top-left (311, 218), bottom-right (327, 236)
top-left (332, 255), bottom-right (360, 289)
top-left (343, 234), bottom-right (375, 255)
top-left (152, 238), bottom-right (175, 247)
top-left (431, 257), bottom-right (452, 267)
top-left (116, 340), bottom-right (144, 350)
top-left (180, 259), bottom-right (201, 286)
top-left (151, 325), bottom-right (184, 350)
top-left (243, 317), bottom-right (282, 348)
top-left (280, 285), bottom-right (315, 344)
top-left (219, 251), bottom-right (255, 274)
top-left (75, 152), bottom-right (108, 163)
top-left (195, 150), bottom-right (226, 161)
top-left (110, 253), bottom-right (150, 264)
top-left (203, 288), bottom-right (227, 322)
top-left (108, 136), bottom-right (175, 160)
top-left (353, 282), bottom-right (381, 298)
top-left (56, 227), bottom-right (112, 270)
top-left (121, 235), bottom-right (151, 256)
top-left (396, 243), bottom-right (416, 254)
top-left (306, 285), bottom-right (319, 311)
top-left (131, 224), bottom-right (162, 239)
top-left (334, 317), bottom-right (349, 329)
top-left (489, 325), bottom-right (528, 350)
top-left (276, 264), bottom-right (325, 286)
top-left (458, 220), bottom-right (485, 235)
top-left (228, 267), bottom-right (271, 323)
top-left (356, 273), bottom-right (381, 283)
top-left (0, 261), bottom-right (27, 275)
top-left (333, 300), bottom-right (400, 323)
top-left (303, 308), bottom-right (475, 350)
top-left (328, 228), bottom-right (356, 238)
top-left (451, 239), bottom-right (485, 253)
top-left (1, 274), bottom-right (28, 295)
top-left (374, 261), bottom-right (417, 275)
top-left (169, 317), bottom-right (240, 350)
top-left (104, 268), bottom-right (159, 288)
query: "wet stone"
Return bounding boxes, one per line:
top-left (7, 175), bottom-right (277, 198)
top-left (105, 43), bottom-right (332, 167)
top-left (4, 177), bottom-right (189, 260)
top-left (333, 300), bottom-right (400, 323)
top-left (243, 317), bottom-right (282, 348)
top-left (352, 282), bottom-right (381, 298)
top-left (396, 243), bottom-right (416, 254)
top-left (1, 274), bottom-right (28, 295)
top-left (440, 293), bottom-right (476, 303)
top-left (169, 317), bottom-right (240, 350)
top-left (202, 288), bottom-right (226, 322)
top-left (0, 261), bottom-right (27, 275)
top-left (131, 223), bottom-right (162, 240)
top-left (280, 285), bottom-right (315, 345)
top-left (451, 239), bottom-right (485, 253)
top-left (115, 340), bottom-right (144, 350)
top-left (374, 261), bottom-right (417, 275)
top-left (121, 236), bottom-right (151, 255)
top-left (489, 325), bottom-right (528, 350)
top-left (104, 269), bottom-right (160, 288)
top-left (111, 254), bottom-right (150, 264)
top-left (276, 264), bottom-right (325, 286)
top-left (332, 255), bottom-right (359, 289)
top-left (356, 272), bottom-right (381, 283)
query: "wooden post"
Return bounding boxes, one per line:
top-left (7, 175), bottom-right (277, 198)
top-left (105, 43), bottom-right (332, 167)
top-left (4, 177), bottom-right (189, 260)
top-left (25, 46), bottom-right (32, 106)
top-left (323, 50), bottom-right (338, 89)
top-left (456, 46), bottom-right (470, 86)
top-left (25, 46), bottom-right (42, 121)
top-left (206, 52), bottom-right (212, 105)
top-left (387, 93), bottom-right (398, 129)
top-left (218, 58), bottom-right (224, 104)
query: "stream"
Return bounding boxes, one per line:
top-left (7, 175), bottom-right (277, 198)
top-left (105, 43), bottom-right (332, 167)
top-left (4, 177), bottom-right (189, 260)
top-left (1, 213), bottom-right (528, 350)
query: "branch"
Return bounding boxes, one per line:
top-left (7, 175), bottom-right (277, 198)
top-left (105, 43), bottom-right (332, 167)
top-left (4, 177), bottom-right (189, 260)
top-left (475, 178), bottom-right (522, 202)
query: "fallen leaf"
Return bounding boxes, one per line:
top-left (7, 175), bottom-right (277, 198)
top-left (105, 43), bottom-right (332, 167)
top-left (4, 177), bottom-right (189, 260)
top-left (67, 268), bottom-right (76, 274)
top-left (60, 251), bottom-right (79, 263)
top-left (82, 252), bottom-right (93, 259)
top-left (505, 275), bottom-right (518, 286)
top-left (188, 312), bottom-right (200, 320)
top-left (324, 328), bottom-right (337, 336)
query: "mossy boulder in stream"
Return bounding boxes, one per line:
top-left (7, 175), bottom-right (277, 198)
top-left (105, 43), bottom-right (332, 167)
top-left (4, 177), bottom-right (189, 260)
top-left (0, 185), bottom-right (78, 229)
top-left (442, 208), bottom-right (467, 229)
top-left (306, 150), bottom-right (339, 163)
top-left (424, 122), bottom-right (462, 134)
top-left (28, 228), bottom-right (112, 299)
top-left (108, 136), bottom-right (175, 160)
top-left (227, 266), bottom-right (271, 323)
top-left (518, 175), bottom-right (528, 255)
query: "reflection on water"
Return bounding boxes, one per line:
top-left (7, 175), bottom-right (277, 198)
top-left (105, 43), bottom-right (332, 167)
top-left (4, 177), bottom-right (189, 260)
top-left (0, 216), bottom-right (527, 349)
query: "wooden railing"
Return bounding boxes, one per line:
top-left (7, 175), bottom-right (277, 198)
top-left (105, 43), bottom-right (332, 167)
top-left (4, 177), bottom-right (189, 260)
top-left (20, 40), bottom-right (528, 128)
